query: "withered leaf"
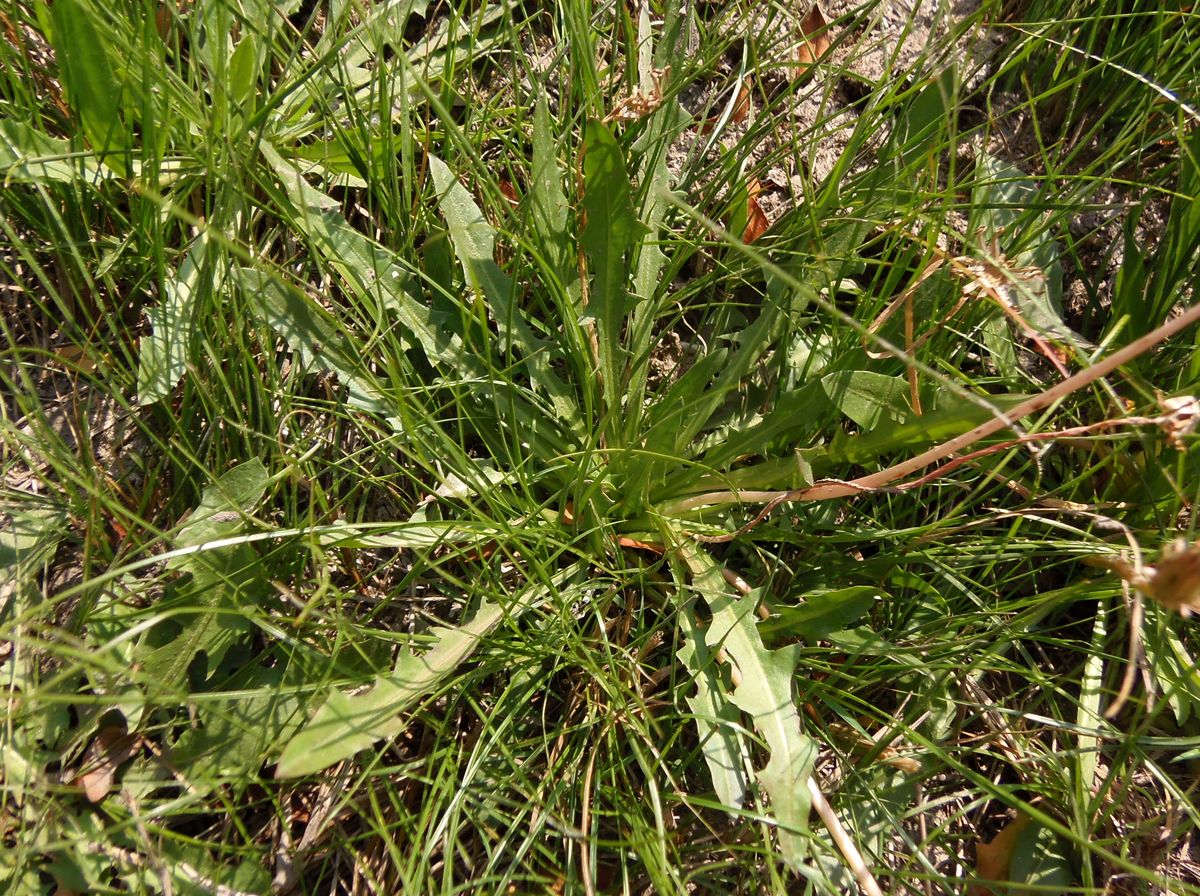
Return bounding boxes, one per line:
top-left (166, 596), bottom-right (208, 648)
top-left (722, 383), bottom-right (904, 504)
top-left (794, 3), bottom-right (831, 76)
top-left (1091, 538), bottom-right (1200, 617)
top-left (72, 726), bottom-right (141, 803)
top-left (1143, 538), bottom-right (1200, 617)
top-left (970, 812), bottom-right (1031, 896)
top-left (742, 176), bottom-right (769, 244)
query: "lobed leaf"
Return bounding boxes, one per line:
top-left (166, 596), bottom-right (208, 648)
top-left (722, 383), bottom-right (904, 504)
top-left (676, 596), bottom-right (751, 811)
top-left (682, 543), bottom-right (817, 866)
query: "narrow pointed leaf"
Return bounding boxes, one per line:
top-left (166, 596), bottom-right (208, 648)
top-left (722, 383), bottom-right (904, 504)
top-left (581, 120), bottom-right (644, 408)
top-left (48, 0), bottom-right (129, 165)
top-left (275, 567), bottom-right (570, 778)
top-left (428, 154), bottom-right (579, 425)
top-left (237, 267), bottom-right (397, 424)
top-left (261, 143), bottom-right (469, 373)
top-left (138, 234), bottom-right (215, 405)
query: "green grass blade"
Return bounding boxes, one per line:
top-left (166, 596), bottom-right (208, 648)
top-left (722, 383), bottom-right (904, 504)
top-left (275, 563), bottom-right (575, 779)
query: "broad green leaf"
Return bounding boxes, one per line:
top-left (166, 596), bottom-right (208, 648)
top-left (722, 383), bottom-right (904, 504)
top-left (652, 284), bottom-right (803, 460)
top-left (675, 380), bottom-right (827, 492)
top-left (970, 153), bottom-right (1073, 344)
top-left (892, 67), bottom-right (956, 172)
top-left (530, 97), bottom-right (597, 428)
top-left (1008, 820), bottom-right (1072, 894)
top-left (428, 154), bottom-right (579, 426)
top-left (46, 814), bottom-right (118, 893)
top-left (48, 0), bottom-right (129, 167)
top-left (981, 313), bottom-right (1022, 385)
top-left (1148, 625), bottom-right (1200, 728)
top-left (314, 520), bottom-right (503, 551)
top-left (683, 544), bottom-right (817, 866)
top-left (1076, 601), bottom-right (1107, 795)
top-left (237, 267), bottom-right (397, 425)
top-left (665, 451), bottom-right (815, 502)
top-left (228, 34), bottom-right (261, 111)
top-left (275, 581), bottom-right (549, 777)
top-left (635, 296), bottom-right (793, 509)
top-left (138, 233), bottom-right (215, 405)
top-left (172, 664), bottom-right (308, 781)
top-left (820, 370), bottom-right (911, 431)
top-left (676, 597), bottom-right (751, 811)
top-left (261, 143), bottom-right (468, 373)
top-left (173, 459), bottom-right (270, 557)
top-left (761, 586), bottom-right (881, 642)
top-left (0, 507), bottom-right (67, 587)
top-left (129, 837), bottom-right (272, 896)
top-left (825, 628), bottom-right (925, 669)
top-left (581, 119), bottom-right (644, 416)
top-left (138, 461), bottom-right (270, 690)
top-left (0, 121), bottom-right (104, 183)
top-left (363, 0), bottom-right (431, 46)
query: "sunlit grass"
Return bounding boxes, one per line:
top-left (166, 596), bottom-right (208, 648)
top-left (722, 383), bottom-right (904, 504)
top-left (2, 0), bottom-right (1199, 893)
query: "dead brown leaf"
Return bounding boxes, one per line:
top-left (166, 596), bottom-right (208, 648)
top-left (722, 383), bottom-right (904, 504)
top-left (731, 81), bottom-right (751, 124)
top-left (498, 179), bottom-right (519, 207)
top-left (793, 3), bottom-right (831, 76)
top-left (1158, 394), bottom-right (1200, 448)
top-left (1142, 539), bottom-right (1200, 617)
top-left (72, 725), bottom-right (141, 802)
top-left (1090, 538), bottom-right (1200, 617)
top-left (617, 536), bottom-right (666, 554)
top-left (971, 811), bottom-right (1032, 896)
top-left (742, 176), bottom-right (769, 244)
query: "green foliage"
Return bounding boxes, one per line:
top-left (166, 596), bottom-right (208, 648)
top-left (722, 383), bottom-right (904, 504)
top-left (4, 0), bottom-right (1200, 892)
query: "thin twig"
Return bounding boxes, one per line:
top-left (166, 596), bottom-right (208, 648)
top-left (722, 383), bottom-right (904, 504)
top-left (808, 776), bottom-right (884, 896)
top-left (1105, 583), bottom-right (1144, 720)
top-left (678, 300), bottom-right (1200, 538)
